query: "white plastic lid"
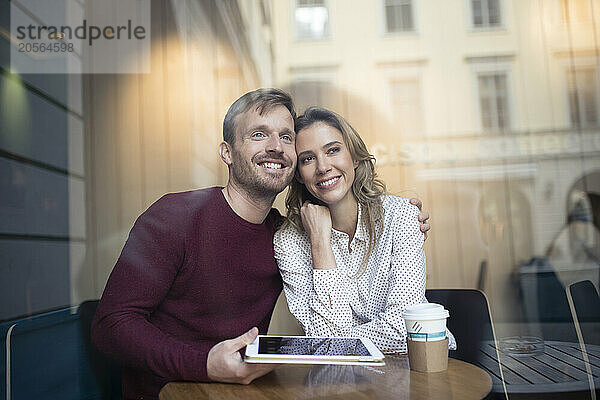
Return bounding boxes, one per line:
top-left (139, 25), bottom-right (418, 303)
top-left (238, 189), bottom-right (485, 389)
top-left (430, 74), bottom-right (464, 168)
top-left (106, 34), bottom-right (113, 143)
top-left (402, 303), bottom-right (449, 320)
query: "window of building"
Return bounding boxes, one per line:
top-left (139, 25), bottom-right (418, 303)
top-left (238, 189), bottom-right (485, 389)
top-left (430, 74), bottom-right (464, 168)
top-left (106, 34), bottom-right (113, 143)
top-left (290, 80), bottom-right (335, 111)
top-left (389, 79), bottom-right (424, 137)
top-left (478, 73), bottom-right (510, 132)
top-left (384, 0), bottom-right (414, 33)
top-left (295, 0), bottom-right (329, 40)
top-left (259, 0), bottom-right (271, 26)
top-left (567, 68), bottom-right (599, 128)
top-left (471, 0), bottom-right (502, 28)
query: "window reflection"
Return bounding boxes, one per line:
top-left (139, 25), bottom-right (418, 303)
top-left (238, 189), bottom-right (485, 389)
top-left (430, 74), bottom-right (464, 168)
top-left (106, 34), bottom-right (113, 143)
top-left (1, 0), bottom-right (600, 396)
top-left (548, 188), bottom-right (600, 291)
top-left (567, 68), bottom-right (599, 128)
top-left (384, 0), bottom-right (414, 33)
top-left (471, 0), bottom-right (502, 28)
top-left (478, 73), bottom-right (510, 132)
top-left (389, 79), bottom-right (424, 138)
top-left (295, 0), bottom-right (329, 40)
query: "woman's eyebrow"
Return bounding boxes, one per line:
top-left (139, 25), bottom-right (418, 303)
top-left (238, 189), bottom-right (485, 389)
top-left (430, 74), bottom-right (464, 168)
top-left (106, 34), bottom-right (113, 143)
top-left (322, 141), bottom-right (342, 148)
top-left (297, 141), bottom-right (342, 158)
top-left (297, 149), bottom-right (313, 158)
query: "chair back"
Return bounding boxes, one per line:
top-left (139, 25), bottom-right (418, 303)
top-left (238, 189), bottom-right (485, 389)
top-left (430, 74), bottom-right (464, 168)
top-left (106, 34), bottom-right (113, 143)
top-left (79, 300), bottom-right (123, 399)
top-left (0, 306), bottom-right (90, 399)
top-left (567, 280), bottom-right (600, 345)
top-left (0, 302), bottom-right (121, 400)
top-left (425, 289), bottom-right (495, 364)
top-left (268, 292), bottom-right (304, 335)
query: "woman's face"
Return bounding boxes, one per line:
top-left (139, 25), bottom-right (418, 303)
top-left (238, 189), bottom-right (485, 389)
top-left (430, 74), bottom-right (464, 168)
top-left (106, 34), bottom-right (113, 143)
top-left (296, 122), bottom-right (358, 207)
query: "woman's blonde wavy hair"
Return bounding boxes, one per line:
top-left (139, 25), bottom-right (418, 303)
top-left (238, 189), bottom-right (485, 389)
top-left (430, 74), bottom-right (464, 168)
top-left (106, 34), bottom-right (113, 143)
top-left (284, 107), bottom-right (386, 278)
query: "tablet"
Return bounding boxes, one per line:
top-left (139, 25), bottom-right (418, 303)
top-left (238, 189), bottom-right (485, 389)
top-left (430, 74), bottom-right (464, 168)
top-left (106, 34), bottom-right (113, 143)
top-left (245, 335), bottom-right (385, 366)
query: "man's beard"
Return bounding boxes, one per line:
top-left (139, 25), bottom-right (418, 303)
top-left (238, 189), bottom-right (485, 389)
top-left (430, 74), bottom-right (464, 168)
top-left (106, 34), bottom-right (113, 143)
top-left (229, 150), bottom-right (294, 199)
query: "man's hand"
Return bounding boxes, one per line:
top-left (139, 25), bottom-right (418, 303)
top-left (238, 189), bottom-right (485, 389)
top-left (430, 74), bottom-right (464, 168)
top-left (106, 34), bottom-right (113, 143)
top-left (207, 327), bottom-right (276, 385)
top-left (410, 198), bottom-right (430, 240)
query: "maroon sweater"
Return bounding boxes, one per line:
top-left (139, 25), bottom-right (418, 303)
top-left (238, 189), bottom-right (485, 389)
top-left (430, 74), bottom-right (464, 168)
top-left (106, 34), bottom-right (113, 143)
top-left (91, 187), bottom-right (283, 400)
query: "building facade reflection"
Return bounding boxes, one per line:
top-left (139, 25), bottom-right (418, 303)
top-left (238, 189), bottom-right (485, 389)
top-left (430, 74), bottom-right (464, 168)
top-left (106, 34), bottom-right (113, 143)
top-left (271, 0), bottom-right (600, 335)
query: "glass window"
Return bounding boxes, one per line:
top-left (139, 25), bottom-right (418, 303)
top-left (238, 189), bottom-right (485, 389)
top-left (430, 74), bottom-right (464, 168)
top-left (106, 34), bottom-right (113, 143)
top-left (290, 80), bottom-right (335, 112)
top-left (567, 68), bottom-right (599, 128)
top-left (390, 79), bottom-right (424, 137)
top-left (7, 2), bottom-right (600, 396)
top-left (478, 73), bottom-right (510, 132)
top-left (472, 0), bottom-right (502, 28)
top-left (384, 0), bottom-right (414, 33)
top-left (295, 0), bottom-right (329, 40)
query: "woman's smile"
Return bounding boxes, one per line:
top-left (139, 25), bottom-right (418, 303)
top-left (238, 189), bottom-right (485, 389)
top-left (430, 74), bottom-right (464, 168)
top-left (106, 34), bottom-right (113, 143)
top-left (316, 175), bottom-right (341, 189)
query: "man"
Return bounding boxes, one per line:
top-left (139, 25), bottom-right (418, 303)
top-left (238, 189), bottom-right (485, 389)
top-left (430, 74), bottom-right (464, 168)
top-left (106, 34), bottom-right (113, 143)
top-left (92, 88), bottom-right (430, 399)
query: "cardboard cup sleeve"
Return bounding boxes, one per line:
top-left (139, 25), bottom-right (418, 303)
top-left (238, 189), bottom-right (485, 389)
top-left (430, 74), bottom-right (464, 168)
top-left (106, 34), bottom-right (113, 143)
top-left (407, 337), bottom-right (449, 372)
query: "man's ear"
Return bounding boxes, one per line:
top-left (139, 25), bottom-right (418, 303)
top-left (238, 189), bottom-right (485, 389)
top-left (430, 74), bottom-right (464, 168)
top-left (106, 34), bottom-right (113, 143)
top-left (354, 159), bottom-right (359, 169)
top-left (219, 141), bottom-right (233, 166)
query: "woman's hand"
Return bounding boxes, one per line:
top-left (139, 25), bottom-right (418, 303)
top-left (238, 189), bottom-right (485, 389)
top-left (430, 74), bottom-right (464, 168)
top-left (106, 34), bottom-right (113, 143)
top-left (301, 201), bottom-right (337, 270)
top-left (300, 201), bottom-right (332, 244)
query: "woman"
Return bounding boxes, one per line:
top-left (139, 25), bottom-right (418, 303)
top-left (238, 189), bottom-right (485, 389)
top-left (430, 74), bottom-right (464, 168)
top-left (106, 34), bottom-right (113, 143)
top-left (274, 107), bottom-right (456, 353)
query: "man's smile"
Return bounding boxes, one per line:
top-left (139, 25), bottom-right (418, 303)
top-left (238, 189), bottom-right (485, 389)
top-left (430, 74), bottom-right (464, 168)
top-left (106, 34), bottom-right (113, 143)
top-left (258, 161), bottom-right (285, 170)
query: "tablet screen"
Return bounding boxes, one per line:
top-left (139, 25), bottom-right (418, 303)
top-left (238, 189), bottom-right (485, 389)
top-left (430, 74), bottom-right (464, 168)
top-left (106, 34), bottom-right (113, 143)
top-left (258, 337), bottom-right (372, 357)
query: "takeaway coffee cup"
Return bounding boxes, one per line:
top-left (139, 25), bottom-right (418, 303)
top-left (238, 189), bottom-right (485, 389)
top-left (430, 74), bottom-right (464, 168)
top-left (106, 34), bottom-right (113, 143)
top-left (402, 303), bottom-right (449, 372)
top-left (402, 303), bottom-right (449, 342)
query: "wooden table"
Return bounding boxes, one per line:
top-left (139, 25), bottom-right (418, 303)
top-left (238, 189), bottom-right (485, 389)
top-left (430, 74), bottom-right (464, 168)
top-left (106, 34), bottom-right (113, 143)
top-left (478, 341), bottom-right (600, 396)
top-left (159, 356), bottom-right (492, 400)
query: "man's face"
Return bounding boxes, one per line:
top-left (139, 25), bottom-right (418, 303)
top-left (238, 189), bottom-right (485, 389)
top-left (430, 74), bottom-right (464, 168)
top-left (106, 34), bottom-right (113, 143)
top-left (228, 105), bottom-right (297, 197)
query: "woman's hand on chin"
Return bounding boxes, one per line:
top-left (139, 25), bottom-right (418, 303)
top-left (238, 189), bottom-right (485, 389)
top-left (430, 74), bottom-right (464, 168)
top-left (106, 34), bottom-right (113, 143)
top-left (301, 201), bottom-right (337, 270)
top-left (300, 201), bottom-right (332, 245)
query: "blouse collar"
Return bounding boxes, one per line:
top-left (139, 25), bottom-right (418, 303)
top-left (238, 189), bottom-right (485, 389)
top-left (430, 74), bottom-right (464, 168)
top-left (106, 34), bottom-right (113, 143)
top-left (331, 202), bottom-right (368, 242)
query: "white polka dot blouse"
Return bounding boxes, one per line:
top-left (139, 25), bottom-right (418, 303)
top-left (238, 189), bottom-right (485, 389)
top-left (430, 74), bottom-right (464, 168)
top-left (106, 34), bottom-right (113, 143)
top-left (274, 195), bottom-right (457, 353)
